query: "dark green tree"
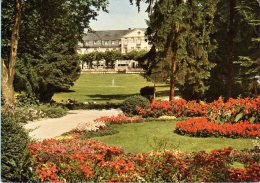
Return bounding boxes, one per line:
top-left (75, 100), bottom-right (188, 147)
top-left (1, 0), bottom-right (22, 106)
top-left (205, 0), bottom-right (260, 100)
top-left (133, 0), bottom-right (216, 100)
top-left (2, 0), bottom-right (108, 102)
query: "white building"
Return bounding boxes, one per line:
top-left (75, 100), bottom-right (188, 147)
top-left (77, 28), bottom-right (151, 54)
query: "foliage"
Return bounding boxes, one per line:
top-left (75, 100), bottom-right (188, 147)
top-left (80, 50), bottom-right (148, 69)
top-left (2, 0), bottom-right (108, 102)
top-left (137, 0), bottom-right (216, 99)
top-left (137, 97), bottom-right (260, 123)
top-left (95, 114), bottom-right (144, 125)
top-left (207, 97), bottom-right (260, 123)
top-left (121, 95), bottom-right (150, 116)
top-left (15, 93), bottom-right (40, 108)
top-left (205, 0), bottom-right (260, 100)
top-left (140, 86), bottom-right (155, 100)
top-left (175, 117), bottom-right (260, 138)
top-left (65, 102), bottom-right (121, 110)
top-left (1, 110), bottom-right (34, 182)
top-left (37, 105), bottom-right (68, 118)
top-left (10, 104), bottom-right (68, 123)
top-left (28, 137), bottom-right (259, 182)
top-left (137, 98), bottom-right (208, 118)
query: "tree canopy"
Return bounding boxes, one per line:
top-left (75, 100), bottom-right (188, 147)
top-left (133, 0), bottom-right (217, 100)
top-left (2, 0), bottom-right (108, 102)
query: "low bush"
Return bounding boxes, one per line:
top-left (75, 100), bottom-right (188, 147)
top-left (15, 93), bottom-right (40, 108)
top-left (65, 102), bottom-right (121, 110)
top-left (140, 86), bottom-right (155, 101)
top-left (1, 110), bottom-right (34, 182)
top-left (28, 138), bottom-right (260, 182)
top-left (11, 105), bottom-right (68, 123)
top-left (121, 95), bottom-right (150, 116)
top-left (175, 118), bottom-right (260, 138)
top-left (37, 105), bottom-right (68, 118)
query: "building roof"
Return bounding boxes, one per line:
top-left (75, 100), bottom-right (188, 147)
top-left (83, 28), bottom-right (147, 41)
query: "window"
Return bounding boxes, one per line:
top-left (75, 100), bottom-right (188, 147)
top-left (137, 31), bottom-right (141, 35)
top-left (94, 40), bottom-right (98, 45)
top-left (111, 40), bottom-right (115, 45)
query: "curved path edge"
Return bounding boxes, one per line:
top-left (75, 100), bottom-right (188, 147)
top-left (24, 109), bottom-right (122, 141)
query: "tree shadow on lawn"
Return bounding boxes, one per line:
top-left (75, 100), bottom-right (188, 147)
top-left (86, 94), bottom-right (136, 101)
top-left (156, 90), bottom-right (181, 98)
top-left (55, 89), bottom-right (76, 93)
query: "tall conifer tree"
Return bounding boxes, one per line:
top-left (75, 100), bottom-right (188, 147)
top-left (133, 0), bottom-right (217, 100)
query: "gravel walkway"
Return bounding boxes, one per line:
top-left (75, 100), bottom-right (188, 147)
top-left (24, 109), bottom-right (122, 141)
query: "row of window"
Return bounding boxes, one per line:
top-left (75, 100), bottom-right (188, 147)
top-left (85, 37), bottom-right (146, 45)
top-left (85, 40), bottom-right (119, 45)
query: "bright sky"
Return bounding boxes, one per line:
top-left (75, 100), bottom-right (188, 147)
top-left (89, 0), bottom-right (148, 30)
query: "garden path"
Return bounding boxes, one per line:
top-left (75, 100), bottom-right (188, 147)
top-left (24, 109), bottom-right (122, 141)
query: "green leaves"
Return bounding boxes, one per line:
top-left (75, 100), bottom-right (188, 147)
top-left (235, 112), bottom-right (244, 122)
top-left (2, 0), bottom-right (108, 102)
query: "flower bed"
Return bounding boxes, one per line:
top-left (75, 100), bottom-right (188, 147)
top-left (28, 138), bottom-right (260, 182)
top-left (95, 114), bottom-right (143, 124)
top-left (136, 97), bottom-right (260, 123)
top-left (175, 118), bottom-right (260, 138)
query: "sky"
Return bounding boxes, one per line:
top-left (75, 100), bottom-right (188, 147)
top-left (89, 0), bottom-right (148, 30)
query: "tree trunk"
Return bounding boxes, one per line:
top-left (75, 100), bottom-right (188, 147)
top-left (168, 47), bottom-right (176, 101)
top-left (1, 0), bottom-right (22, 107)
top-left (169, 76), bottom-right (175, 101)
top-left (227, 0), bottom-right (235, 98)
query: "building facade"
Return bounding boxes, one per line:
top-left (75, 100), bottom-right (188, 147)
top-left (77, 28), bottom-right (151, 54)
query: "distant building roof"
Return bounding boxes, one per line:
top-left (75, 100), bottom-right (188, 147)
top-left (83, 28), bottom-right (147, 41)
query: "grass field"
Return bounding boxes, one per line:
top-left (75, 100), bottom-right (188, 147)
top-left (52, 74), bottom-right (170, 103)
top-left (93, 120), bottom-right (253, 153)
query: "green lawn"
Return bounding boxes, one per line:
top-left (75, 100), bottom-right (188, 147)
top-left (93, 120), bottom-right (253, 153)
top-left (52, 74), bottom-right (169, 103)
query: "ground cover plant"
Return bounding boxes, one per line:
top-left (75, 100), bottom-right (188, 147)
top-left (28, 137), bottom-right (260, 182)
top-left (11, 105), bottom-right (68, 123)
top-left (52, 74), bottom-right (169, 104)
top-left (13, 94), bottom-right (68, 123)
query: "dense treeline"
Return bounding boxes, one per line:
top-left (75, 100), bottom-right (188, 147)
top-left (79, 50), bottom-right (147, 68)
top-left (2, 0), bottom-right (260, 104)
top-left (132, 0), bottom-right (260, 101)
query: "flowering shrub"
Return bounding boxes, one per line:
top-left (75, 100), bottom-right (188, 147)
top-left (175, 118), bottom-right (260, 138)
top-left (28, 139), bottom-right (124, 182)
top-left (137, 99), bottom-right (208, 118)
top-left (137, 97), bottom-right (260, 123)
top-left (95, 114), bottom-right (143, 124)
top-left (28, 138), bottom-right (260, 182)
top-left (207, 97), bottom-right (260, 123)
